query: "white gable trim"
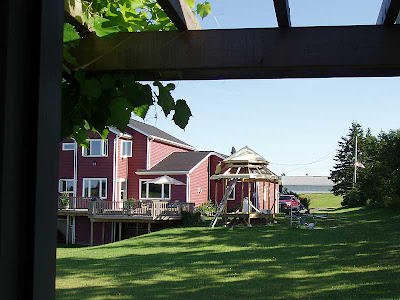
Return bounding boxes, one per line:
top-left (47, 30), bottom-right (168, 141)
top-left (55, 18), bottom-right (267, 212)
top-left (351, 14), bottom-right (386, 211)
top-left (188, 152), bottom-right (226, 174)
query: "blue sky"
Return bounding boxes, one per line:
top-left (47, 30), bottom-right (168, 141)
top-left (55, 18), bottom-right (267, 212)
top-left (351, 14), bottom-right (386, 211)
top-left (134, 0), bottom-right (400, 176)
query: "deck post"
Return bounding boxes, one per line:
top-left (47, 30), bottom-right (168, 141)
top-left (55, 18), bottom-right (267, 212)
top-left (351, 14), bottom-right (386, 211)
top-left (136, 223), bottom-right (139, 236)
top-left (119, 222), bottom-right (122, 241)
top-left (66, 216), bottom-right (69, 245)
top-left (90, 220), bottom-right (94, 246)
top-left (148, 223), bottom-right (151, 234)
top-left (102, 222), bottom-right (105, 244)
top-left (248, 180), bottom-right (251, 225)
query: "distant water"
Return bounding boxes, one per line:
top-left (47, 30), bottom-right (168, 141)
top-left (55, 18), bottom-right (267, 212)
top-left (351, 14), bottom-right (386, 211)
top-left (283, 185), bottom-right (333, 194)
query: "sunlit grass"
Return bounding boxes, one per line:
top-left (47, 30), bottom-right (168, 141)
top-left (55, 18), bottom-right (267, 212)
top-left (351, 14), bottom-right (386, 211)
top-left (56, 207), bottom-right (400, 300)
top-left (299, 193), bottom-right (343, 209)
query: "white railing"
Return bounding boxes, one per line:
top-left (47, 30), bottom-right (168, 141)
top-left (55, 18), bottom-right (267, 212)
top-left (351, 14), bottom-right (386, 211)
top-left (87, 200), bottom-right (195, 218)
top-left (58, 196), bottom-right (91, 210)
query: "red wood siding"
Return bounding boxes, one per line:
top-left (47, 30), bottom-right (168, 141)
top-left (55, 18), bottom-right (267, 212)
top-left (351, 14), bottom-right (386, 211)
top-left (58, 132), bottom-right (116, 201)
top-left (189, 157), bottom-right (209, 207)
top-left (124, 128), bottom-right (148, 200)
top-left (149, 140), bottom-right (188, 168)
top-left (58, 138), bottom-right (74, 180)
top-left (76, 131), bottom-right (116, 201)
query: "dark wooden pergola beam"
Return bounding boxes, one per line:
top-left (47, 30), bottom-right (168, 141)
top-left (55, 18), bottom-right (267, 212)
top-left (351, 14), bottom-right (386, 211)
top-left (273, 0), bottom-right (291, 27)
top-left (157, 0), bottom-right (201, 31)
top-left (72, 25), bottom-right (400, 80)
top-left (377, 0), bottom-right (400, 24)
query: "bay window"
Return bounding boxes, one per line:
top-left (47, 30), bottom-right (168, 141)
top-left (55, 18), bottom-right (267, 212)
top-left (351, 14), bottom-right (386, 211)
top-left (140, 180), bottom-right (171, 200)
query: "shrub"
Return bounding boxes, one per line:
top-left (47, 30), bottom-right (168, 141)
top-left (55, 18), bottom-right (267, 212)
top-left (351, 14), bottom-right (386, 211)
top-left (59, 192), bottom-right (70, 207)
top-left (298, 196), bottom-right (310, 209)
top-left (343, 188), bottom-right (361, 207)
top-left (195, 200), bottom-right (216, 216)
top-left (182, 211), bottom-right (201, 226)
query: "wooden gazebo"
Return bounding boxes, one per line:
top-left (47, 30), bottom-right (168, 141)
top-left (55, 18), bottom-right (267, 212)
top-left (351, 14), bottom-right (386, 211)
top-left (210, 146), bottom-right (279, 227)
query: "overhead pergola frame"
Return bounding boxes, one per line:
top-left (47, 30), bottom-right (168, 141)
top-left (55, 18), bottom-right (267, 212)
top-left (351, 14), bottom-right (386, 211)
top-left (68, 0), bottom-right (400, 81)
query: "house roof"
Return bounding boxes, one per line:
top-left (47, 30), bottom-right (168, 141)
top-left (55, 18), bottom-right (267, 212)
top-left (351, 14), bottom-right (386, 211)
top-left (136, 151), bottom-right (218, 174)
top-left (282, 176), bottom-right (334, 186)
top-left (224, 146), bottom-right (269, 165)
top-left (128, 119), bottom-right (195, 150)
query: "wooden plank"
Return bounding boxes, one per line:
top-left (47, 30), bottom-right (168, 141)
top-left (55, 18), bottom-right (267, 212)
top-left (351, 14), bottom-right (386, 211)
top-left (72, 25), bottom-right (400, 80)
top-left (157, 0), bottom-right (201, 31)
top-left (273, 0), bottom-right (291, 27)
top-left (377, 0), bottom-right (400, 25)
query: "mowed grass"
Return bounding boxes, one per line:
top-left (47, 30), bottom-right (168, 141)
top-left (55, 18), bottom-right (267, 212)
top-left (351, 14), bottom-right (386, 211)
top-left (299, 193), bottom-right (343, 209)
top-left (56, 207), bottom-right (400, 300)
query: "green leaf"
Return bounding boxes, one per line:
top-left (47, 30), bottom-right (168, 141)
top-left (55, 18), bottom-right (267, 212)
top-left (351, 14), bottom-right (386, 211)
top-left (153, 81), bottom-right (175, 117)
top-left (74, 70), bottom-right (86, 88)
top-left (109, 97), bottom-right (133, 131)
top-left (82, 78), bottom-right (102, 99)
top-left (185, 0), bottom-right (195, 8)
top-left (196, 2), bottom-right (211, 19)
top-left (63, 23), bottom-right (80, 43)
top-left (173, 99), bottom-right (192, 129)
top-left (91, 16), bottom-right (121, 38)
top-left (63, 48), bottom-right (77, 66)
top-left (100, 74), bottom-right (115, 90)
top-left (74, 127), bottom-right (89, 146)
top-left (133, 104), bottom-right (150, 119)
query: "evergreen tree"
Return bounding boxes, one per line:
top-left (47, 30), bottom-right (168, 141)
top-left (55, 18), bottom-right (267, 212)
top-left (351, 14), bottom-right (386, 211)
top-left (330, 122), bottom-right (364, 200)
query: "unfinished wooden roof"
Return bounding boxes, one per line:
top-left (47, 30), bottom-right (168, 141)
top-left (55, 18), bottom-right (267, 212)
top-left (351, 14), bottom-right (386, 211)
top-left (211, 146), bottom-right (278, 182)
top-left (224, 146), bottom-right (269, 165)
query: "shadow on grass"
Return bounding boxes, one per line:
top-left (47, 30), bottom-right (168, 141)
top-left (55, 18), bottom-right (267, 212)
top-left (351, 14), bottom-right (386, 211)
top-left (56, 208), bottom-right (400, 300)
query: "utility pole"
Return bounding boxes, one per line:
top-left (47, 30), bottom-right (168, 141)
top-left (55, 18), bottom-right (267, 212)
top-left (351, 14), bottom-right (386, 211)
top-left (353, 135), bottom-right (358, 187)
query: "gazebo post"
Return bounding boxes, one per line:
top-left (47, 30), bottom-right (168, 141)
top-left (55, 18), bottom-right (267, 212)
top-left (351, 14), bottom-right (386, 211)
top-left (273, 181), bottom-right (277, 219)
top-left (223, 179), bottom-right (227, 225)
top-left (262, 181), bottom-right (265, 211)
top-left (248, 180), bottom-right (251, 225)
top-left (241, 180), bottom-right (244, 212)
top-left (215, 181), bottom-right (218, 206)
top-left (268, 181), bottom-right (271, 222)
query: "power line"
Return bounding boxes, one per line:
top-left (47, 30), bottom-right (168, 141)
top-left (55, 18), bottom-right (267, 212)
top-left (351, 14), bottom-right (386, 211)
top-left (269, 150), bottom-right (336, 168)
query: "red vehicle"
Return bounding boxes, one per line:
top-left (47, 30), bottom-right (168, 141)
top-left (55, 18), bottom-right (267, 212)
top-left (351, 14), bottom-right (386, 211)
top-left (279, 195), bottom-right (301, 212)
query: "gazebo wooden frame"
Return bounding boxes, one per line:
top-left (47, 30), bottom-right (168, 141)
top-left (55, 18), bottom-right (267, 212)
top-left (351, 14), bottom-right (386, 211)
top-left (210, 147), bottom-right (279, 226)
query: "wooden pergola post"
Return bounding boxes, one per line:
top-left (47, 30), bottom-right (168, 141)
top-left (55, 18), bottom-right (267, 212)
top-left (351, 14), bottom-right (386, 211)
top-left (262, 181), bottom-right (265, 211)
top-left (268, 181), bottom-right (271, 222)
top-left (215, 181), bottom-right (218, 205)
top-left (273, 181), bottom-right (277, 219)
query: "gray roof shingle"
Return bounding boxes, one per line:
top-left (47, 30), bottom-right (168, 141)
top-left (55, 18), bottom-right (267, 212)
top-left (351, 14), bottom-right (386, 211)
top-left (129, 119), bottom-right (193, 148)
top-left (140, 151), bottom-right (213, 172)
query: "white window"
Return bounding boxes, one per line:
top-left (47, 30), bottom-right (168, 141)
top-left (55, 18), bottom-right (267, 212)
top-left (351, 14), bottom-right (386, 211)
top-left (119, 179), bottom-right (127, 201)
top-left (83, 178), bottom-right (107, 199)
top-left (82, 139), bottom-right (108, 157)
top-left (227, 186), bottom-right (235, 200)
top-left (62, 143), bottom-right (75, 151)
top-left (59, 179), bottom-right (74, 193)
top-left (121, 140), bottom-right (132, 157)
top-left (139, 179), bottom-right (171, 200)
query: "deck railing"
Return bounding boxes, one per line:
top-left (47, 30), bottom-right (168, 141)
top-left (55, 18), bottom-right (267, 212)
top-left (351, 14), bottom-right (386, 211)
top-left (58, 196), bottom-right (91, 210)
top-left (88, 200), bottom-right (195, 219)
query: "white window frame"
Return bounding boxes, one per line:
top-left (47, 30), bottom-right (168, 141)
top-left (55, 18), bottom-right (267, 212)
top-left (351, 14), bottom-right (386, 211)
top-left (121, 140), bottom-right (132, 158)
top-left (82, 139), bottom-right (108, 157)
top-left (59, 179), bottom-right (74, 193)
top-left (139, 179), bottom-right (171, 200)
top-left (227, 185), bottom-right (236, 201)
top-left (119, 179), bottom-right (127, 201)
top-left (62, 143), bottom-right (75, 151)
top-left (82, 178), bottom-right (107, 199)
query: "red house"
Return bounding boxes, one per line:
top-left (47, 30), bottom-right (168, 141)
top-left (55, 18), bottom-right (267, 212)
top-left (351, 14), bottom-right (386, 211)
top-left (57, 120), bottom-right (226, 245)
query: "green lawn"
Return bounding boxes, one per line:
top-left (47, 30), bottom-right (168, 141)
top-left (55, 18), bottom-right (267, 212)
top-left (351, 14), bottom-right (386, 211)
top-left (57, 207), bottom-right (400, 300)
top-left (299, 193), bottom-right (343, 209)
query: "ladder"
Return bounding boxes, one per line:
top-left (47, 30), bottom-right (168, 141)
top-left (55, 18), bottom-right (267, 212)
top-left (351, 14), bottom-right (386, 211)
top-left (209, 179), bottom-right (237, 228)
